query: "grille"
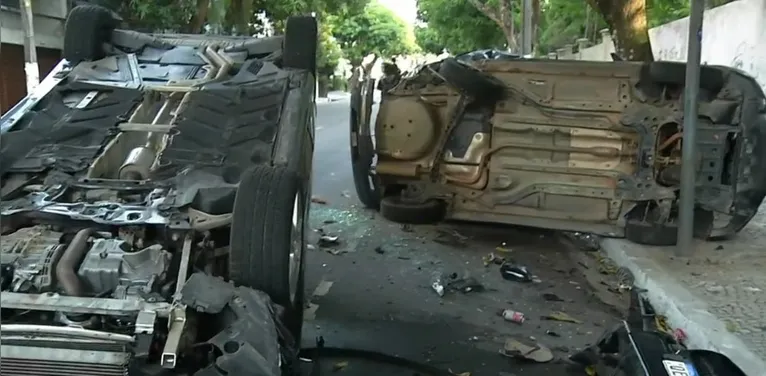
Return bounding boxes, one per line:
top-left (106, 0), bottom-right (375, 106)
top-left (1, 345), bottom-right (130, 376)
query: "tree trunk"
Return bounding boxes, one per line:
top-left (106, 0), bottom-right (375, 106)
top-left (587, 0), bottom-right (653, 61)
top-left (186, 0), bottom-right (211, 34)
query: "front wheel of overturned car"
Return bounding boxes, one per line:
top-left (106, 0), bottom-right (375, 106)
top-left (379, 196), bottom-right (446, 224)
top-left (230, 165), bottom-right (307, 346)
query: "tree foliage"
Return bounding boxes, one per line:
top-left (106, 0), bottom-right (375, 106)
top-left (330, 2), bottom-right (416, 66)
top-left (416, 0), bottom-right (738, 61)
top-left (415, 0), bottom-right (505, 54)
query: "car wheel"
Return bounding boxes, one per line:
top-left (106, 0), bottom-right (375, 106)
top-left (379, 196), bottom-right (446, 224)
top-left (283, 16), bottom-right (318, 74)
top-left (230, 165), bottom-right (307, 344)
top-left (438, 57), bottom-right (505, 101)
top-left (63, 4), bottom-right (119, 63)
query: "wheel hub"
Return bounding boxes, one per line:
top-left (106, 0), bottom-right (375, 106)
top-left (289, 193), bottom-right (304, 305)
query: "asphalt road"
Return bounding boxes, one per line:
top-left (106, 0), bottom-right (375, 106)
top-left (301, 97), bottom-right (627, 376)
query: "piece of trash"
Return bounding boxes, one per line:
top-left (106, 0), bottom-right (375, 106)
top-left (545, 330), bottom-right (560, 337)
top-left (318, 235), bottom-right (340, 247)
top-left (447, 277), bottom-right (484, 293)
top-left (483, 252), bottom-right (505, 267)
top-left (673, 328), bottom-right (687, 344)
top-left (500, 263), bottom-right (533, 282)
top-left (333, 360), bottom-right (348, 371)
top-left (561, 231), bottom-right (600, 251)
top-left (542, 311), bottom-right (582, 324)
top-left (401, 224), bottom-right (413, 232)
top-left (585, 365), bottom-right (596, 376)
top-left (327, 249), bottom-right (346, 255)
top-left (500, 338), bottom-right (553, 363)
top-left (499, 309), bottom-right (525, 324)
top-left (495, 246), bottom-right (512, 253)
top-left (323, 219), bottom-right (337, 224)
top-left (374, 246), bottom-right (385, 254)
top-left (715, 245), bottom-right (724, 250)
top-left (454, 373), bottom-right (471, 376)
top-left (431, 272), bottom-right (445, 297)
top-left (311, 196), bottom-right (328, 204)
top-left (307, 244), bottom-right (316, 251)
top-left (341, 190), bottom-right (351, 198)
top-left (541, 292), bottom-right (564, 302)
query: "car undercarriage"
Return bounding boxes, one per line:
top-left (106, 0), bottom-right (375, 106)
top-left (1, 4), bottom-right (316, 375)
top-left (350, 51), bottom-right (766, 245)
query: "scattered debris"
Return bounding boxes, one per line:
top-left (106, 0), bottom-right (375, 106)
top-left (318, 235), bottom-right (340, 247)
top-left (307, 244), bottom-right (316, 251)
top-left (561, 231), bottom-right (600, 252)
top-left (448, 276), bottom-right (484, 293)
top-left (333, 361), bottom-right (348, 371)
top-left (431, 272), bottom-right (485, 296)
top-left (499, 309), bottom-right (525, 324)
top-left (500, 339), bottom-right (554, 363)
top-left (673, 328), bottom-right (688, 344)
top-left (542, 311), bottom-right (582, 324)
top-left (541, 292), bottom-right (564, 302)
top-left (500, 264), bottom-right (533, 282)
top-left (434, 229), bottom-right (468, 246)
top-left (482, 252), bottom-right (506, 267)
top-left (545, 330), bottom-right (560, 337)
top-left (374, 246), bottom-right (386, 254)
top-left (715, 245), bottom-right (724, 251)
top-left (311, 196), bottom-right (328, 204)
top-left (431, 272), bottom-right (446, 297)
top-left (341, 190), bottom-right (351, 198)
top-left (495, 245), bottom-right (512, 253)
top-left (400, 224), bottom-right (413, 232)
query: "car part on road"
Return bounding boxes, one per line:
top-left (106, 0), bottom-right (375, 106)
top-left (0, 4), bottom-right (317, 374)
top-left (355, 49), bottom-right (766, 245)
top-left (570, 289), bottom-right (747, 376)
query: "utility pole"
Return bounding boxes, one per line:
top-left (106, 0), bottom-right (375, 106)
top-left (19, 0), bottom-right (40, 94)
top-left (521, 0), bottom-right (534, 56)
top-left (677, 0), bottom-right (705, 256)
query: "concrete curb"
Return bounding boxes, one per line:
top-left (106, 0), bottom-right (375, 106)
top-left (600, 238), bottom-right (765, 376)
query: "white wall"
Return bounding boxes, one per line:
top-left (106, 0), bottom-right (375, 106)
top-left (552, 0), bottom-right (766, 92)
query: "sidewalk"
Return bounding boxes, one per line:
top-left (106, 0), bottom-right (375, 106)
top-left (601, 206), bottom-right (766, 376)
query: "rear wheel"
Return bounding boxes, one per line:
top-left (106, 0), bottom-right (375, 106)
top-left (63, 4), bottom-right (119, 63)
top-left (229, 165), bottom-right (307, 344)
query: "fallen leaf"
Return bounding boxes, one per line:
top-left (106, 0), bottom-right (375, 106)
top-left (585, 365), bottom-right (596, 376)
top-left (543, 311), bottom-right (582, 324)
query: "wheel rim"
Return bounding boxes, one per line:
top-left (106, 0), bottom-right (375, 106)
top-left (289, 193), bottom-right (304, 305)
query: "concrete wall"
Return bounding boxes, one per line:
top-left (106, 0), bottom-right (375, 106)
top-left (549, 0), bottom-right (766, 92)
top-left (0, 0), bottom-right (68, 49)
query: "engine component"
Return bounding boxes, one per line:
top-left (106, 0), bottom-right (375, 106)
top-left (57, 228), bottom-right (94, 297)
top-left (118, 146), bottom-right (156, 180)
top-left (0, 226), bottom-right (64, 293)
top-left (78, 238), bottom-right (171, 298)
top-left (1, 325), bottom-right (132, 376)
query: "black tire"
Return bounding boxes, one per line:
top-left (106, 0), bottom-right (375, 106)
top-left (438, 58), bottom-right (505, 101)
top-left (283, 16), bottom-right (318, 74)
top-left (349, 85), bottom-right (380, 209)
top-left (379, 196), bottom-right (446, 224)
top-left (230, 165), bottom-right (307, 343)
top-left (63, 4), bottom-right (118, 63)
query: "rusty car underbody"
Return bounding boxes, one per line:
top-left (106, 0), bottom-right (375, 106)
top-left (350, 51), bottom-right (766, 245)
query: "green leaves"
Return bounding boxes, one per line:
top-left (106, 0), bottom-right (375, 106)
top-left (331, 2), bottom-right (415, 66)
top-left (416, 0), bottom-right (506, 54)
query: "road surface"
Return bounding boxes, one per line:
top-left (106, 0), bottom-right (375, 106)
top-left (301, 98), bottom-right (627, 375)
